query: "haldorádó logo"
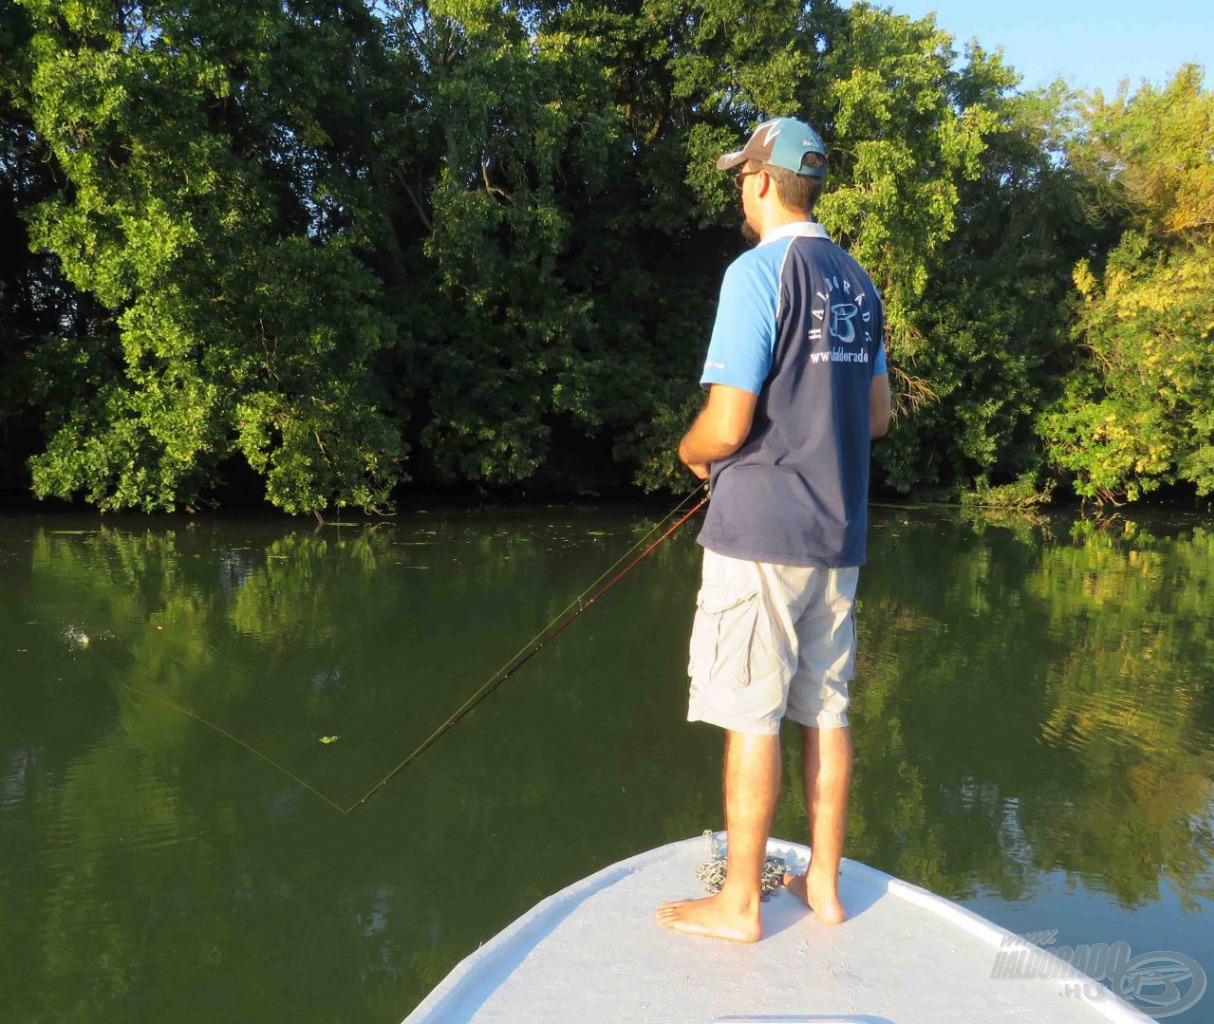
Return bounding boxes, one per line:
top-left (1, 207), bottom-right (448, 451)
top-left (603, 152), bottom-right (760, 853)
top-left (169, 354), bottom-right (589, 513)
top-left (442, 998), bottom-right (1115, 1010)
top-left (991, 931), bottom-right (1207, 1019)
top-left (1113, 951), bottom-right (1206, 1019)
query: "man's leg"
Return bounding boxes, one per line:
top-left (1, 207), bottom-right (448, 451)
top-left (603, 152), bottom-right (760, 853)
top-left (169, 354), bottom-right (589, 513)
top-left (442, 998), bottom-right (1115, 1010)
top-left (783, 723), bottom-right (851, 924)
top-left (657, 729), bottom-right (780, 942)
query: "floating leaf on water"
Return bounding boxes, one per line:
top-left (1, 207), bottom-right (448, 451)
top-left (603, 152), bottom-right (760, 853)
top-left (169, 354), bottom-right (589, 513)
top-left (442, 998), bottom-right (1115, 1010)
top-left (319, 735), bottom-right (341, 745)
top-left (63, 625), bottom-right (90, 647)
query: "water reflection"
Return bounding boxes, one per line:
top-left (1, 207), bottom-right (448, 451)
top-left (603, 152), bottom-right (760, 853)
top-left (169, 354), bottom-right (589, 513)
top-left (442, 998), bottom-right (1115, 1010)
top-left (0, 507), bottom-right (1211, 1023)
top-left (838, 513), bottom-right (1214, 913)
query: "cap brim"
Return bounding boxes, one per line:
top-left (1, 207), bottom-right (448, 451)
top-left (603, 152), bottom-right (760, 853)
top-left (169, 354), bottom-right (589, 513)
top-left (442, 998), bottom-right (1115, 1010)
top-left (715, 150), bottom-right (749, 171)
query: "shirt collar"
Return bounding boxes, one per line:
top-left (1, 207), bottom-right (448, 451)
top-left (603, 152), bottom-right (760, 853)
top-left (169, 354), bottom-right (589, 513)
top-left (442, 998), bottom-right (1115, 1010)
top-left (758, 220), bottom-right (830, 246)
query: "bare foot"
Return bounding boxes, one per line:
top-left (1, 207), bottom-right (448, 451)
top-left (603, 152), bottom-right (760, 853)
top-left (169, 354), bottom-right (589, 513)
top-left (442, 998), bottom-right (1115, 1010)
top-left (656, 893), bottom-right (762, 943)
top-left (782, 868), bottom-right (847, 925)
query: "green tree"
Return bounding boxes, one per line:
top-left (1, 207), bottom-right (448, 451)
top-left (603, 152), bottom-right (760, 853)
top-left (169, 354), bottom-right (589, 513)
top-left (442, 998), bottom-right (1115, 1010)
top-left (7, 1), bottom-right (1206, 509)
top-left (873, 78), bottom-right (1108, 500)
top-left (599, 1), bottom-right (1005, 490)
top-left (1042, 65), bottom-right (1214, 503)
top-left (16, 0), bottom-right (408, 514)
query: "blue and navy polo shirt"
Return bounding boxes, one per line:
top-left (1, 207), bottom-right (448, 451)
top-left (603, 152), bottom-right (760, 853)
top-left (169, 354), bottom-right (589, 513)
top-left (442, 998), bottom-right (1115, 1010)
top-left (697, 221), bottom-right (887, 568)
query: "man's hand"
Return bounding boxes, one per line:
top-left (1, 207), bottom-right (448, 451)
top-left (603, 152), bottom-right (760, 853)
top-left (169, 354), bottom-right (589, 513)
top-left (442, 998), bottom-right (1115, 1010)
top-left (677, 437), bottom-right (711, 479)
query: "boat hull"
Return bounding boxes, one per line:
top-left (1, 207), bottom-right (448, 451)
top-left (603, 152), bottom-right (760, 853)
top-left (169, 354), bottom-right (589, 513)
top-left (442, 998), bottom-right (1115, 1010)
top-left (404, 835), bottom-right (1152, 1024)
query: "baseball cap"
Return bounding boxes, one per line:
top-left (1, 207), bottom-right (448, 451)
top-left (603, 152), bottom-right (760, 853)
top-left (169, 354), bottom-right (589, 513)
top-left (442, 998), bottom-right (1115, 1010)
top-left (715, 117), bottom-right (827, 177)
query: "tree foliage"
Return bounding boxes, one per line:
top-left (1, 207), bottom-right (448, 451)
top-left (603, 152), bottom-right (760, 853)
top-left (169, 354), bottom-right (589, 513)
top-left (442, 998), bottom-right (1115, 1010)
top-left (0, 0), bottom-right (1209, 510)
top-left (1042, 66), bottom-right (1214, 503)
top-left (13, 0), bottom-right (407, 513)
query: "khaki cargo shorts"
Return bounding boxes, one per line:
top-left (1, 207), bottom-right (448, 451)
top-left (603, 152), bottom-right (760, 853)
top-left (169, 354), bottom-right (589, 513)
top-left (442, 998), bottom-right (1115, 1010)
top-left (687, 547), bottom-right (859, 734)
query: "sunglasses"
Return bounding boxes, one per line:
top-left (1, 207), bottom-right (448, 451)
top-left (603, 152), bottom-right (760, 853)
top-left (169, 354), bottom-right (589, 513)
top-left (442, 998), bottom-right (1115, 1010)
top-left (734, 169), bottom-right (763, 190)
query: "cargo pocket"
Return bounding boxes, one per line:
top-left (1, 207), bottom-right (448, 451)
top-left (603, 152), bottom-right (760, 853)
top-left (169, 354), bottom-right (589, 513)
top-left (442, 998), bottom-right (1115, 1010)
top-left (687, 584), bottom-right (761, 690)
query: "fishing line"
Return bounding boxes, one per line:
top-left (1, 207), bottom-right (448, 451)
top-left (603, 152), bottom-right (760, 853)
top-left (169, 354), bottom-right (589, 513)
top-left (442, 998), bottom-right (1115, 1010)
top-left (344, 483), bottom-right (709, 813)
top-left (118, 481), bottom-right (709, 814)
top-left (118, 679), bottom-right (351, 815)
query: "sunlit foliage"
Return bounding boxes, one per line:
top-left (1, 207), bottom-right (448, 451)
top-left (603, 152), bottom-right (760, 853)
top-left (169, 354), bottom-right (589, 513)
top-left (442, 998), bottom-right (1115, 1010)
top-left (0, 2), bottom-right (1209, 508)
top-left (1042, 67), bottom-right (1214, 503)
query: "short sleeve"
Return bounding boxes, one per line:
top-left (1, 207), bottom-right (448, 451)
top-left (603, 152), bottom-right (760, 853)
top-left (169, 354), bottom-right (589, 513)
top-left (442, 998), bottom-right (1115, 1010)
top-left (699, 255), bottom-right (778, 395)
top-left (874, 337), bottom-right (887, 375)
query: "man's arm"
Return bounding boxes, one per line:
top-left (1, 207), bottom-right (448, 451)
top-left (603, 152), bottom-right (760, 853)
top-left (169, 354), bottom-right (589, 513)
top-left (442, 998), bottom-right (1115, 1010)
top-left (678, 384), bottom-right (758, 479)
top-left (870, 372), bottom-right (891, 438)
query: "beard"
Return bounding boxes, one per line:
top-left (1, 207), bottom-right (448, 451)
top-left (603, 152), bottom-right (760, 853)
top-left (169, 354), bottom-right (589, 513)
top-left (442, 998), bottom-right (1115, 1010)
top-left (740, 219), bottom-right (760, 245)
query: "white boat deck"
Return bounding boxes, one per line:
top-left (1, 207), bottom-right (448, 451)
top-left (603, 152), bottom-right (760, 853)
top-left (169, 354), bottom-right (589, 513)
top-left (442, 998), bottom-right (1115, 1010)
top-left (404, 835), bottom-right (1151, 1024)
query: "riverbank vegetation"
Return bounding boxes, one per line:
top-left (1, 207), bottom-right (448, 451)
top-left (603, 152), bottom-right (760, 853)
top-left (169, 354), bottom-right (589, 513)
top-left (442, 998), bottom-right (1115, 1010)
top-left (1, 0), bottom-right (1210, 514)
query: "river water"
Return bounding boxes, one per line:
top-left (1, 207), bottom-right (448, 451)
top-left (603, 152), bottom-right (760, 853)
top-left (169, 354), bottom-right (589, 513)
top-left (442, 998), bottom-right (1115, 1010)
top-left (1, 503), bottom-right (1211, 1023)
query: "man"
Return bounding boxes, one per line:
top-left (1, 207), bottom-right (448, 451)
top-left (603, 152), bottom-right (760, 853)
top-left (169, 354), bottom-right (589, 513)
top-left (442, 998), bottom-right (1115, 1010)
top-left (657, 117), bottom-right (892, 943)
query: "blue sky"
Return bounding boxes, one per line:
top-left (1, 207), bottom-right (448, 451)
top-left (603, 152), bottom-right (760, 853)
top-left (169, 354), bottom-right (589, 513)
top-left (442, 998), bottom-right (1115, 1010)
top-left (880, 0), bottom-right (1211, 97)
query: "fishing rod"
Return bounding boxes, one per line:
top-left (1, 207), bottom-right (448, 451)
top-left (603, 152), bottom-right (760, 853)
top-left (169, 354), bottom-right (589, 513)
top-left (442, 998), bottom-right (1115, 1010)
top-left (120, 481), bottom-right (709, 815)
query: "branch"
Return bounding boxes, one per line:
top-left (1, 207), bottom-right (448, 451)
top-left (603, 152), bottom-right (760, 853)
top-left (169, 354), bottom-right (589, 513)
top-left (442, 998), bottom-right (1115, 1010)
top-left (394, 167), bottom-right (433, 230)
top-left (481, 159), bottom-right (514, 204)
